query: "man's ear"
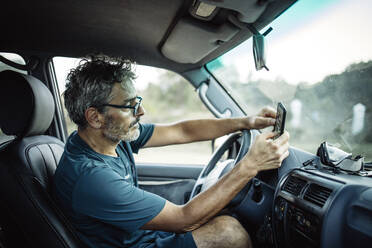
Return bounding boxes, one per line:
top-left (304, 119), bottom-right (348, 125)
top-left (85, 107), bottom-right (104, 129)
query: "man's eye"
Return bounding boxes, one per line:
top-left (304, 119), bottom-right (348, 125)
top-left (123, 101), bottom-right (134, 107)
top-left (129, 100), bottom-right (138, 107)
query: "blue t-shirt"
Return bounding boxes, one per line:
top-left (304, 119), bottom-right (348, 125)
top-left (53, 123), bottom-right (169, 247)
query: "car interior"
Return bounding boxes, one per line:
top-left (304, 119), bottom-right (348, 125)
top-left (1, 0), bottom-right (372, 248)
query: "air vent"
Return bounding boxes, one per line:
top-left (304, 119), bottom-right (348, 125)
top-left (304, 184), bottom-right (332, 208)
top-left (282, 176), bottom-right (307, 196)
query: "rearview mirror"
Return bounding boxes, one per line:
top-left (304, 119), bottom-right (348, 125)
top-left (251, 26), bottom-right (272, 71)
top-left (253, 34), bottom-right (268, 71)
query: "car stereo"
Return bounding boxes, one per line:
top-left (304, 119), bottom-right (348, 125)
top-left (274, 197), bottom-right (321, 248)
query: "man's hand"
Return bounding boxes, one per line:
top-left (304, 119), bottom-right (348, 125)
top-left (244, 106), bottom-right (276, 130)
top-left (239, 131), bottom-right (290, 175)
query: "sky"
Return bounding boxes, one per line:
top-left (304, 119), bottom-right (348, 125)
top-left (218, 0), bottom-right (372, 85)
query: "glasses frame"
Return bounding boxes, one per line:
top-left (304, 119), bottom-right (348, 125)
top-left (99, 96), bottom-right (142, 116)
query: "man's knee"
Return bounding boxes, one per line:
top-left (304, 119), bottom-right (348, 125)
top-left (192, 215), bottom-right (252, 248)
top-left (213, 216), bottom-right (251, 247)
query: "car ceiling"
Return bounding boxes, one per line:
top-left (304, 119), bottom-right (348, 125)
top-left (1, 0), bottom-right (296, 73)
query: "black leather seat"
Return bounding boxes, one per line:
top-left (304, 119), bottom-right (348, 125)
top-left (0, 70), bottom-right (82, 247)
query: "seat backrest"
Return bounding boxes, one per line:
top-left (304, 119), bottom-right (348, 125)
top-left (0, 70), bottom-right (83, 247)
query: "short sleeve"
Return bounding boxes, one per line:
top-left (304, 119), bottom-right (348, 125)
top-left (72, 166), bottom-right (165, 233)
top-left (130, 123), bottom-right (154, 153)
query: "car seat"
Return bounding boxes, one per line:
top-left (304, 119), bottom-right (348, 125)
top-left (0, 70), bottom-right (83, 247)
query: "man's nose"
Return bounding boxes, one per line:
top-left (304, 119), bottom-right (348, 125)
top-left (135, 105), bottom-right (145, 117)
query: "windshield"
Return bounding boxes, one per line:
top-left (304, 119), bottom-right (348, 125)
top-left (207, 0), bottom-right (372, 160)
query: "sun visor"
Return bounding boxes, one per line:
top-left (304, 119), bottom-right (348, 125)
top-left (161, 18), bottom-right (239, 64)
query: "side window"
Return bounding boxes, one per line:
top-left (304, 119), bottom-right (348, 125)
top-left (135, 66), bottom-right (214, 165)
top-left (52, 57), bottom-right (79, 135)
top-left (53, 57), bottom-right (214, 165)
top-left (0, 52), bottom-right (27, 144)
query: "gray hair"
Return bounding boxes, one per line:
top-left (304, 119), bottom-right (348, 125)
top-left (63, 55), bottom-right (136, 129)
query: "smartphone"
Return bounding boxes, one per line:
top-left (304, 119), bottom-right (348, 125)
top-left (273, 102), bottom-right (287, 139)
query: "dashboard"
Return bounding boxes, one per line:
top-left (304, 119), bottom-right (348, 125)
top-left (234, 147), bottom-right (372, 248)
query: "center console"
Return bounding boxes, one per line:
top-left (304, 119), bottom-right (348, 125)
top-left (273, 169), bottom-right (342, 248)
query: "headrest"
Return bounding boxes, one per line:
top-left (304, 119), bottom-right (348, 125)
top-left (0, 70), bottom-right (55, 137)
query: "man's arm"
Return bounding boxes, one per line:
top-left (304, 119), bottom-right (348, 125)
top-left (142, 131), bottom-right (290, 233)
top-left (144, 107), bottom-right (276, 148)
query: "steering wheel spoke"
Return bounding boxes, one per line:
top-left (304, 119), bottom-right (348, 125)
top-left (190, 130), bottom-right (253, 206)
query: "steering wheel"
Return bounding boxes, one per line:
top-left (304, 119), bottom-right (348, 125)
top-left (190, 130), bottom-right (253, 207)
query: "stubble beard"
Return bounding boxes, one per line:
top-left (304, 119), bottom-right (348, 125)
top-left (102, 115), bottom-right (140, 143)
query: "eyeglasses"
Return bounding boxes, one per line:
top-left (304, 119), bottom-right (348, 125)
top-left (99, 96), bottom-right (142, 116)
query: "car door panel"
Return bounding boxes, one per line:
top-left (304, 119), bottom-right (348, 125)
top-left (136, 163), bottom-right (203, 204)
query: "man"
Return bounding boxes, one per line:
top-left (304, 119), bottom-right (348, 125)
top-left (53, 55), bottom-right (290, 248)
